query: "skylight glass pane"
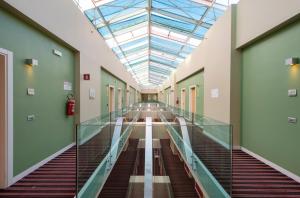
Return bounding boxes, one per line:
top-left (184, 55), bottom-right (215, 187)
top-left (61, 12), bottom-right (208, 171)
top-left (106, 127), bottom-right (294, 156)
top-left (194, 26), bottom-right (209, 37)
top-left (95, 0), bottom-right (115, 7)
top-left (126, 50), bottom-right (148, 61)
top-left (120, 58), bottom-right (128, 64)
top-left (98, 26), bottom-right (112, 39)
top-left (190, 0), bottom-right (213, 6)
top-left (152, 14), bottom-right (196, 33)
top-left (109, 14), bottom-right (147, 32)
top-left (151, 26), bottom-right (169, 37)
top-left (74, 0), bottom-right (229, 87)
top-left (150, 61), bottom-right (174, 71)
top-left (188, 38), bottom-right (202, 46)
top-left (132, 26), bottom-right (148, 37)
top-left (169, 32), bottom-right (188, 42)
top-left (106, 38), bottom-right (118, 48)
top-left (176, 57), bottom-right (185, 63)
top-left (123, 44), bottom-right (148, 56)
top-left (115, 32), bottom-right (133, 43)
top-left (120, 36), bottom-right (148, 50)
top-left (75, 0), bottom-right (95, 11)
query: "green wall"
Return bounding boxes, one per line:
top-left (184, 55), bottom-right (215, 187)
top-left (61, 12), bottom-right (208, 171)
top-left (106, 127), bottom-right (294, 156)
top-left (129, 86), bottom-right (136, 105)
top-left (100, 69), bottom-right (126, 114)
top-left (242, 20), bottom-right (300, 176)
top-left (0, 8), bottom-right (75, 175)
top-left (176, 71), bottom-right (204, 115)
top-left (164, 87), bottom-right (171, 104)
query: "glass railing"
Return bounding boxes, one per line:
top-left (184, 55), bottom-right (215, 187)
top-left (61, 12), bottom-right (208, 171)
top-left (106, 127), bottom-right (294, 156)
top-left (76, 109), bottom-right (140, 198)
top-left (159, 107), bottom-right (232, 197)
top-left (76, 102), bottom-right (232, 198)
top-left (126, 130), bottom-right (174, 198)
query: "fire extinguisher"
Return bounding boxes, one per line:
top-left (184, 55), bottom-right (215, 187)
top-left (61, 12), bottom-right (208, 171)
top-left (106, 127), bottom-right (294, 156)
top-left (66, 94), bottom-right (75, 116)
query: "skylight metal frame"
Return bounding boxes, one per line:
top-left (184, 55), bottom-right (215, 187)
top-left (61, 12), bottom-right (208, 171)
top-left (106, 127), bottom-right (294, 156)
top-left (74, 0), bottom-right (235, 87)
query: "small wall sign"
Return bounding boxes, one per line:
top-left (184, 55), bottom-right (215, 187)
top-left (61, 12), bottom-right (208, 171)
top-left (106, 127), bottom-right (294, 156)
top-left (211, 88), bottom-right (219, 98)
top-left (83, 74), bottom-right (90, 80)
top-left (64, 81), bottom-right (72, 91)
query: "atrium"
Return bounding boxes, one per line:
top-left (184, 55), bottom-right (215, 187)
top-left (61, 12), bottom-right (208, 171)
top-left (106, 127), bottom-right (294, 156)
top-left (0, 0), bottom-right (299, 197)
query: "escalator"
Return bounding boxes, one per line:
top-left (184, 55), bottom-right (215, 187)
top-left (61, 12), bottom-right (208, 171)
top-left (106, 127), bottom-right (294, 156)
top-left (160, 139), bottom-right (198, 198)
top-left (98, 139), bottom-right (139, 198)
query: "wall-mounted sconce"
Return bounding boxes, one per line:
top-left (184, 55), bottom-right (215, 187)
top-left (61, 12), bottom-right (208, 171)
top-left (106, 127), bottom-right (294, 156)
top-left (285, 57), bottom-right (299, 66)
top-left (53, 49), bottom-right (62, 57)
top-left (25, 59), bottom-right (38, 66)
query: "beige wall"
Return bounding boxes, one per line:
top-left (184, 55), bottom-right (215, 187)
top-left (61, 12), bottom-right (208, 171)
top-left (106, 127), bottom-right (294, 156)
top-left (236, 0), bottom-right (300, 48)
top-left (176, 7), bottom-right (233, 124)
top-left (162, 1), bottom-right (300, 146)
top-left (170, 7), bottom-right (241, 146)
top-left (4, 0), bottom-right (140, 122)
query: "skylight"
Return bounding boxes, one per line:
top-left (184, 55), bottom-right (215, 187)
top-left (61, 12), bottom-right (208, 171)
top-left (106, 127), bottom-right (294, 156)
top-left (73, 0), bottom-right (238, 87)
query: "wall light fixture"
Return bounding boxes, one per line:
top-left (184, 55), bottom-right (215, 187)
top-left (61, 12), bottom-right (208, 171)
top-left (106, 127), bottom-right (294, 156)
top-left (285, 57), bottom-right (299, 66)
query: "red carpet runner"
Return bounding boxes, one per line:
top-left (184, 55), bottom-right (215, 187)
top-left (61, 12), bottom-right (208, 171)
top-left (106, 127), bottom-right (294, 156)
top-left (0, 147), bottom-right (76, 198)
top-left (98, 139), bottom-right (138, 198)
top-left (232, 150), bottom-right (300, 198)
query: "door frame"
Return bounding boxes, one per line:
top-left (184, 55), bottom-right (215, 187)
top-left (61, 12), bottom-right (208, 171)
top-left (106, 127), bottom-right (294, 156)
top-left (189, 85), bottom-right (197, 114)
top-left (108, 85), bottom-right (115, 112)
top-left (126, 89), bottom-right (129, 107)
top-left (117, 88), bottom-right (122, 110)
top-left (180, 88), bottom-right (186, 111)
top-left (0, 48), bottom-right (13, 188)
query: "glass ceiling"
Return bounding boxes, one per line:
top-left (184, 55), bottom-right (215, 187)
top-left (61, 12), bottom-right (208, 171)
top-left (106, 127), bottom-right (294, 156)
top-left (74, 0), bottom-right (239, 88)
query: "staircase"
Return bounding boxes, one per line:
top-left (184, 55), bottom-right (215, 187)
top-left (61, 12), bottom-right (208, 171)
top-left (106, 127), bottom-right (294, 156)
top-left (136, 148), bottom-right (162, 176)
top-left (161, 139), bottom-right (198, 198)
top-left (98, 139), bottom-right (139, 198)
top-left (136, 148), bottom-right (145, 175)
top-left (232, 150), bottom-right (300, 198)
top-left (0, 147), bottom-right (76, 198)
